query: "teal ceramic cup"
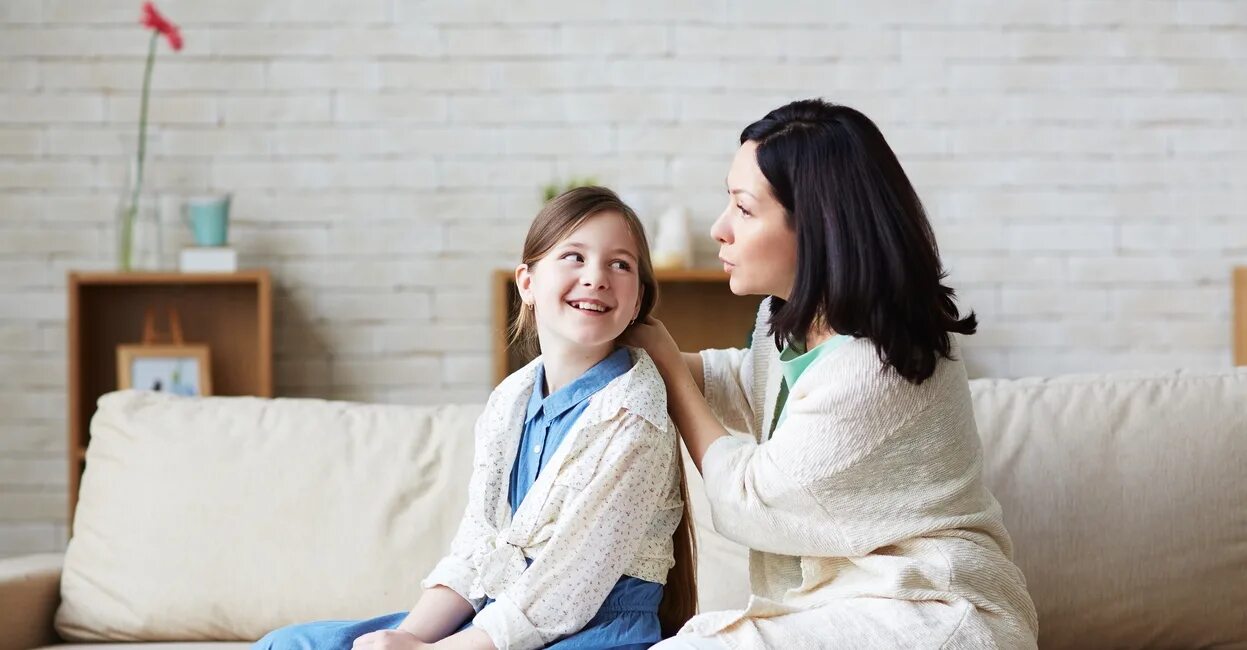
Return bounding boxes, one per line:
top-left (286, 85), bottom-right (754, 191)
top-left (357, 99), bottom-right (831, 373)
top-left (184, 195), bottom-right (231, 247)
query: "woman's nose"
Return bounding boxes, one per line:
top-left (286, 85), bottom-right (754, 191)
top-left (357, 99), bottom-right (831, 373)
top-left (710, 209), bottom-right (732, 244)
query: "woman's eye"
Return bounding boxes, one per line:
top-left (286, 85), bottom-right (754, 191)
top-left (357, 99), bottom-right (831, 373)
top-left (737, 204), bottom-right (751, 217)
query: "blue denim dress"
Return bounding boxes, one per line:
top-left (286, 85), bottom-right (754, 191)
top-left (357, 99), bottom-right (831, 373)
top-left (255, 347), bottom-right (663, 650)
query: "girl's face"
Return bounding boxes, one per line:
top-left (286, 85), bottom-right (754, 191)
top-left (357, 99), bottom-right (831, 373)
top-left (711, 140), bottom-right (798, 299)
top-left (516, 211), bottom-right (643, 356)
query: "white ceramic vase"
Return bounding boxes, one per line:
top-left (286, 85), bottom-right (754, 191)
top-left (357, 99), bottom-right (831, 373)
top-left (651, 205), bottom-right (692, 270)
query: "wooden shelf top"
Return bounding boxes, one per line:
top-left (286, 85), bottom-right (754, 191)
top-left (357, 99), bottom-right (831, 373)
top-left (68, 269), bottom-right (270, 285)
top-left (651, 268), bottom-right (731, 282)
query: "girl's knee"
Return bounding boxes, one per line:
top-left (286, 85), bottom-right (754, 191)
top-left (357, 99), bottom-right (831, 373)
top-left (251, 627), bottom-right (280, 650)
top-left (252, 626), bottom-right (289, 650)
top-left (252, 623), bottom-right (326, 650)
top-left (253, 612), bottom-right (403, 650)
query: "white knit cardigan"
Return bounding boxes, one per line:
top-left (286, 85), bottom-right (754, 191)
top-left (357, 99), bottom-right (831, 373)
top-left (680, 299), bottom-right (1039, 649)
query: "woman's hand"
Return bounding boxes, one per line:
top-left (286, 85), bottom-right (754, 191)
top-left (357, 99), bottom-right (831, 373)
top-left (623, 316), bottom-right (683, 377)
top-left (626, 318), bottom-right (727, 471)
top-left (352, 630), bottom-right (431, 650)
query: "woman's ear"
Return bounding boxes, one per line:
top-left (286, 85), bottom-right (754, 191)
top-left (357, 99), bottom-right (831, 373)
top-left (515, 264), bottom-right (534, 306)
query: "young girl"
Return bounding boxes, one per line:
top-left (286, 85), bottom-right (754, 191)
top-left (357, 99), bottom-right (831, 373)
top-left (256, 186), bottom-right (697, 650)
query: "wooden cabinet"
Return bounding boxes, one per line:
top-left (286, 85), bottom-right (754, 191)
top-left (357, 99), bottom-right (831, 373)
top-left (491, 268), bottom-right (761, 384)
top-left (66, 270), bottom-right (273, 520)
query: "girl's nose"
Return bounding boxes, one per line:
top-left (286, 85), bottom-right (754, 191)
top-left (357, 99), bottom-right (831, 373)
top-left (581, 268), bottom-right (608, 289)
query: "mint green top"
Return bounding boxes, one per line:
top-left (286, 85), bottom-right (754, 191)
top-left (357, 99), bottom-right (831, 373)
top-left (771, 334), bottom-right (854, 433)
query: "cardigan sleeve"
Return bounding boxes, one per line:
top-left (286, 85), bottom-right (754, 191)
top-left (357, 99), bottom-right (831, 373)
top-left (699, 347), bottom-right (757, 437)
top-left (471, 415), bottom-right (675, 650)
top-left (699, 367), bottom-right (923, 558)
top-left (420, 398), bottom-right (497, 611)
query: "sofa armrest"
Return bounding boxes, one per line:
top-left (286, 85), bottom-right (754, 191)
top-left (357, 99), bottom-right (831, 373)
top-left (0, 553), bottom-right (63, 650)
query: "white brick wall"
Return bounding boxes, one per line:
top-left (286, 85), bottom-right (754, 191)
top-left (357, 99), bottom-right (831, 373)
top-left (2, 0), bottom-right (1245, 557)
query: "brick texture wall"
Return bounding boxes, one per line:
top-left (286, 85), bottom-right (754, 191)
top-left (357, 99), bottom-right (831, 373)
top-left (2, 0), bottom-right (1244, 556)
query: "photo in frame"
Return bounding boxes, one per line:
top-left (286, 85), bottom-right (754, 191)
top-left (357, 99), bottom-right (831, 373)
top-left (116, 344), bottom-right (212, 396)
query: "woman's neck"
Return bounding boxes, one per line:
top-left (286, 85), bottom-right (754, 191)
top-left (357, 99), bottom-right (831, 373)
top-left (536, 338), bottom-right (616, 395)
top-left (804, 323), bottom-right (837, 350)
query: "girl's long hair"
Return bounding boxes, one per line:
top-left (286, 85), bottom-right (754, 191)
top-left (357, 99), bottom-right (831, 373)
top-left (659, 453), bottom-right (698, 636)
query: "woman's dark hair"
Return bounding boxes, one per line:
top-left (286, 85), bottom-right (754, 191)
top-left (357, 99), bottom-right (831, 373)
top-left (740, 98), bottom-right (975, 385)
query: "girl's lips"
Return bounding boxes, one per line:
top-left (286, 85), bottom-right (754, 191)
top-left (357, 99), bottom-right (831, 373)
top-left (566, 301), bottom-right (613, 316)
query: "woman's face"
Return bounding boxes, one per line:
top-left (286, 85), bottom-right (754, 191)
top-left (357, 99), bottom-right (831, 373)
top-left (712, 140), bottom-right (798, 299)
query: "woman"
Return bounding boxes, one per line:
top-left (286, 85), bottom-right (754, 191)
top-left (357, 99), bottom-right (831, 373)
top-left (632, 99), bottom-right (1039, 649)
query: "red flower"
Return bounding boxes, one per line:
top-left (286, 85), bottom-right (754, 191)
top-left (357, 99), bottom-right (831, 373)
top-left (140, 2), bottom-right (182, 51)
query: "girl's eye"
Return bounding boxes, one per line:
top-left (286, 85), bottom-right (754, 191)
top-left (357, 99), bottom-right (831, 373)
top-left (611, 260), bottom-right (632, 271)
top-left (561, 252), bottom-right (584, 262)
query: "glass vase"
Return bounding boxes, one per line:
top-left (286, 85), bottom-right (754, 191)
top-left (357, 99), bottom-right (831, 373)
top-left (115, 156), bottom-right (163, 271)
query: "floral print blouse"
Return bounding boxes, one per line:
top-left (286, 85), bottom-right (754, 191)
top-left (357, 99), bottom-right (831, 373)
top-left (422, 348), bottom-right (683, 650)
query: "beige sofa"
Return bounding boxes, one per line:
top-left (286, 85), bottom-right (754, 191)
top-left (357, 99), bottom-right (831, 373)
top-left (3, 367), bottom-right (1244, 650)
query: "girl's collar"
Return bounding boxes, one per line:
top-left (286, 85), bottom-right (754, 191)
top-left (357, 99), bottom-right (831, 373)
top-left (495, 347), bottom-right (668, 432)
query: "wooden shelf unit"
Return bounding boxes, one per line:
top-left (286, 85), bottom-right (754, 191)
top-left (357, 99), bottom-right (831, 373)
top-left (491, 268), bottom-right (760, 384)
top-left (66, 270), bottom-right (273, 521)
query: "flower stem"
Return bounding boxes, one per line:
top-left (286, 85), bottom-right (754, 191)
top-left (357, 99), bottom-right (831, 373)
top-left (122, 33), bottom-right (158, 270)
top-left (134, 32), bottom-right (156, 205)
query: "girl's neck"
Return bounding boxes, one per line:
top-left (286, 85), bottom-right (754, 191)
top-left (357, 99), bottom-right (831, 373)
top-left (537, 339), bottom-right (617, 396)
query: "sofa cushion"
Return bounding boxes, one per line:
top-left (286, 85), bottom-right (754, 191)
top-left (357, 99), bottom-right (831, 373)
top-left (971, 368), bottom-right (1247, 649)
top-left (57, 391), bottom-right (480, 642)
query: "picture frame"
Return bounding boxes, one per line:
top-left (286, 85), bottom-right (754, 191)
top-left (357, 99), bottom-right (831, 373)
top-left (116, 343), bottom-right (212, 396)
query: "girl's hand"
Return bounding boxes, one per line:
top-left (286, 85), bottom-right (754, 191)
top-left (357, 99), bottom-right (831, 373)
top-left (623, 316), bottom-right (683, 376)
top-left (352, 630), bottom-right (431, 650)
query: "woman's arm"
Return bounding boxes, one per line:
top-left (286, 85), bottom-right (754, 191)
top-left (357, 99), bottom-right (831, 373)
top-left (681, 351), bottom-right (705, 394)
top-left (626, 319), bottom-right (735, 471)
top-left (660, 351), bottom-right (731, 472)
top-left (698, 367), bottom-right (915, 558)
